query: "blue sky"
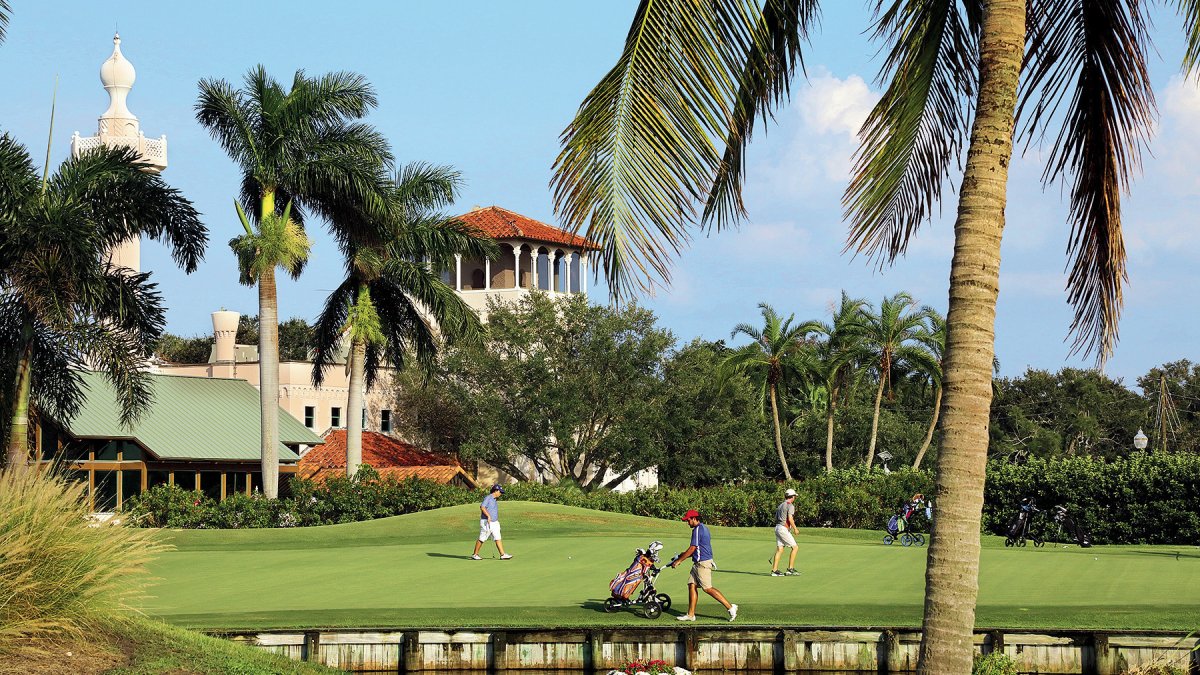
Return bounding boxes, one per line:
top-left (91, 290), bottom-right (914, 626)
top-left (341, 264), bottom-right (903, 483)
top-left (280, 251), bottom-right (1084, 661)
top-left (2, 1), bottom-right (1196, 388)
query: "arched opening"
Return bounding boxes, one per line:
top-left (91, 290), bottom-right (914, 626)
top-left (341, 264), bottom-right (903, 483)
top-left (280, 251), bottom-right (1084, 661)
top-left (493, 244), bottom-right (516, 288)
top-left (471, 268), bottom-right (485, 289)
top-left (536, 248), bottom-right (551, 290)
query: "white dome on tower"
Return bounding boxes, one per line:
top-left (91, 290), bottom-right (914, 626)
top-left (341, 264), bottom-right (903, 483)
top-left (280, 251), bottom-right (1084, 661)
top-left (100, 33), bottom-right (136, 90)
top-left (99, 33), bottom-right (139, 134)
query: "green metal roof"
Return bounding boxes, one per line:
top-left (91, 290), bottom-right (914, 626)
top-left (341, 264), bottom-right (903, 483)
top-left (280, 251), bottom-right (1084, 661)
top-left (59, 371), bottom-right (323, 462)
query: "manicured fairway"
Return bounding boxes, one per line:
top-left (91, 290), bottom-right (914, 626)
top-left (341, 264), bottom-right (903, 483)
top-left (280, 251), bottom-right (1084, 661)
top-left (142, 502), bottom-right (1200, 631)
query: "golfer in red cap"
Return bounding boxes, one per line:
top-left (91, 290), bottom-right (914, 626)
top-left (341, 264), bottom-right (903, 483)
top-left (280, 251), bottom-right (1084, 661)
top-left (670, 509), bottom-right (737, 621)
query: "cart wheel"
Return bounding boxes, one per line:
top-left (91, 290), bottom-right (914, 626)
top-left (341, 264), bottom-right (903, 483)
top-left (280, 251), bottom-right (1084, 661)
top-left (656, 593), bottom-right (672, 611)
top-left (914, 534), bottom-right (926, 546)
top-left (604, 598), bottom-right (620, 613)
top-left (644, 601), bottom-right (662, 620)
top-left (1004, 538), bottom-right (1015, 547)
top-left (1017, 538), bottom-right (1027, 547)
top-left (901, 533), bottom-right (915, 547)
top-left (883, 534), bottom-right (895, 545)
top-left (1033, 538), bottom-right (1045, 548)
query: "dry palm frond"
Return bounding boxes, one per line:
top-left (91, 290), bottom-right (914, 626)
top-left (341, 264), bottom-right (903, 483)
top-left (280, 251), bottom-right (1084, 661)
top-left (1017, 0), bottom-right (1155, 364)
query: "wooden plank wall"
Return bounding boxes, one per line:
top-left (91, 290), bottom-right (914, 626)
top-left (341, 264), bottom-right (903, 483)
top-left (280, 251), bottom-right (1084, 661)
top-left (226, 627), bottom-right (1200, 673)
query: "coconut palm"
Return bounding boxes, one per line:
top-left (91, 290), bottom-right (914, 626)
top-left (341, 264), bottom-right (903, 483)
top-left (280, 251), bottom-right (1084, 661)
top-left (311, 163), bottom-right (495, 477)
top-left (809, 292), bottom-right (869, 472)
top-left (551, 0), bottom-right (1164, 669)
top-left (910, 313), bottom-right (945, 470)
top-left (196, 66), bottom-right (393, 498)
top-left (855, 292), bottom-right (939, 468)
top-left (0, 137), bottom-right (206, 466)
top-left (722, 303), bottom-right (819, 480)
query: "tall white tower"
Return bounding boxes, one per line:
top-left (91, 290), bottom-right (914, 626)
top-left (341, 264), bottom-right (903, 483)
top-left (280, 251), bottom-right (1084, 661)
top-left (70, 34), bottom-right (168, 273)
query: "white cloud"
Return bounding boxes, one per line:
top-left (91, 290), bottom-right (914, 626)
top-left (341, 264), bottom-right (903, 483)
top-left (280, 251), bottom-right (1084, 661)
top-left (796, 73), bottom-right (876, 138)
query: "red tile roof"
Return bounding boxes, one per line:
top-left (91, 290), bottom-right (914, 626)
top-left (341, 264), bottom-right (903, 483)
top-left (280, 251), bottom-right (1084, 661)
top-left (457, 206), bottom-right (597, 250)
top-left (298, 430), bottom-right (473, 486)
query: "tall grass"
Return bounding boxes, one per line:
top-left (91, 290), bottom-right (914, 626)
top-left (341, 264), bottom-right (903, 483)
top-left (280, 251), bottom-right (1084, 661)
top-left (0, 467), bottom-right (165, 656)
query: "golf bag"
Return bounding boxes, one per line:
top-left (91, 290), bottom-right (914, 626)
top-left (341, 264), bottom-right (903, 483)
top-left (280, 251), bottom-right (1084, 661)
top-left (1052, 505), bottom-right (1092, 548)
top-left (1005, 497), bottom-right (1043, 547)
top-left (604, 541), bottom-right (673, 619)
top-left (610, 556), bottom-right (650, 599)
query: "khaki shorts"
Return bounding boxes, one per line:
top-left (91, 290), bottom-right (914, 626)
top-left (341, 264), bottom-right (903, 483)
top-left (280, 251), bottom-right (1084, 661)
top-left (688, 559), bottom-right (715, 589)
top-left (775, 524), bottom-right (797, 548)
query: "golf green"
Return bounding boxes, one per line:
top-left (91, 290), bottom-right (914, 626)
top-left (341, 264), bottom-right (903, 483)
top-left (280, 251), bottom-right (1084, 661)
top-left (142, 502), bottom-right (1200, 631)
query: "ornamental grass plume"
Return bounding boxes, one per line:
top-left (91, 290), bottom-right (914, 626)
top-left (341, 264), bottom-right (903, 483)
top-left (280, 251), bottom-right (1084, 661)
top-left (0, 467), bottom-right (166, 657)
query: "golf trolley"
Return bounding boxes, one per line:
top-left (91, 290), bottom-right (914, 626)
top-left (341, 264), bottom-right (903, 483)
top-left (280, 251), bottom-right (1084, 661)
top-left (1050, 504), bottom-right (1092, 548)
top-left (604, 541), bottom-right (673, 619)
top-left (883, 494), bottom-right (930, 547)
top-left (1005, 497), bottom-right (1045, 547)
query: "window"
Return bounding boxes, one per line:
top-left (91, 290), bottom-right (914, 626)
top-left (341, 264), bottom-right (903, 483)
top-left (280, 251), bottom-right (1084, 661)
top-left (381, 409), bottom-right (392, 433)
top-left (331, 407), bottom-right (342, 428)
top-left (304, 406), bottom-right (315, 429)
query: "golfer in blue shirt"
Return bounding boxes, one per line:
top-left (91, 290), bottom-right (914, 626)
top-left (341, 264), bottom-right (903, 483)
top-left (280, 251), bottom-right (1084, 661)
top-left (670, 509), bottom-right (737, 621)
top-left (472, 485), bottom-right (512, 560)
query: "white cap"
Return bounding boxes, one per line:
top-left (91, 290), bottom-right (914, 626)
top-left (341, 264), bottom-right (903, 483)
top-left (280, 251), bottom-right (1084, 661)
top-left (784, 488), bottom-right (797, 497)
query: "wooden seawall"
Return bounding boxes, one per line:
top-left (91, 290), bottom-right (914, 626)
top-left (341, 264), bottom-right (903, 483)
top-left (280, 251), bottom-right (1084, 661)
top-left (220, 626), bottom-right (1199, 673)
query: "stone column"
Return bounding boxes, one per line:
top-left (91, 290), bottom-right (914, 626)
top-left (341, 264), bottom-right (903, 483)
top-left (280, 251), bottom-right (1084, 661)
top-left (513, 247), bottom-right (523, 289)
top-left (581, 252), bottom-right (588, 294)
top-left (454, 254), bottom-right (462, 291)
top-left (485, 258), bottom-right (492, 290)
top-left (532, 250), bottom-right (540, 290)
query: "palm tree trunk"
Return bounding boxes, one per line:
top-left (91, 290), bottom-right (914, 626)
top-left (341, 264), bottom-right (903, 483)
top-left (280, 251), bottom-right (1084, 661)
top-left (913, 386), bottom-right (942, 470)
top-left (768, 384), bottom-right (792, 481)
top-left (5, 325), bottom-right (35, 468)
top-left (258, 266), bottom-right (281, 499)
top-left (345, 337), bottom-right (367, 479)
top-left (916, 1), bottom-right (1025, 672)
top-left (865, 376), bottom-right (886, 468)
top-left (824, 389), bottom-right (837, 473)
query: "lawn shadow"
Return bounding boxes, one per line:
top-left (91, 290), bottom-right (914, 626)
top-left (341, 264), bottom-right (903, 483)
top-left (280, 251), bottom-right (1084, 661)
top-left (1123, 550), bottom-right (1200, 560)
top-left (717, 568), bottom-right (775, 576)
top-left (426, 552), bottom-right (475, 560)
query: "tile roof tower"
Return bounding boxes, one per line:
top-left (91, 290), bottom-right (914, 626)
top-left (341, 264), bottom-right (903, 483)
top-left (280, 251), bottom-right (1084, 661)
top-left (70, 34), bottom-right (168, 273)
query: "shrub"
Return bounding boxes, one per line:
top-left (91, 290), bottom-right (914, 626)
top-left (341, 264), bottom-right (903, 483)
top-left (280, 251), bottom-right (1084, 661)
top-left (0, 467), bottom-right (165, 657)
top-left (973, 651), bottom-right (1018, 675)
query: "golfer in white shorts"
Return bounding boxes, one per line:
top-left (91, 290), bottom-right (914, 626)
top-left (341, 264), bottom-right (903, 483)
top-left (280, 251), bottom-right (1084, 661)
top-left (472, 484), bottom-right (512, 560)
top-left (771, 488), bottom-right (800, 576)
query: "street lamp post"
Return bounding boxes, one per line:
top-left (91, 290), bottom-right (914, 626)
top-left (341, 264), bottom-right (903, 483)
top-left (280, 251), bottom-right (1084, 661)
top-left (1133, 429), bottom-right (1148, 451)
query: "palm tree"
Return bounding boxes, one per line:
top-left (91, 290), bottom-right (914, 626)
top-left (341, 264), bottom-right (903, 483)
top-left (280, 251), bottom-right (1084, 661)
top-left (856, 292), bottom-right (938, 469)
top-left (311, 163), bottom-right (494, 478)
top-left (911, 313), bottom-right (945, 470)
top-left (722, 303), bottom-right (818, 480)
top-left (550, 1), bottom-right (1162, 670)
top-left (0, 137), bottom-right (206, 466)
top-left (810, 292), bottom-right (869, 472)
top-left (196, 66), bottom-right (393, 498)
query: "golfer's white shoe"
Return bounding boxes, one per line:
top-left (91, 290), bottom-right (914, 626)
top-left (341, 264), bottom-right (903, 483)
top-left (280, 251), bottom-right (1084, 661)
top-left (471, 554), bottom-right (482, 560)
top-left (675, 614), bottom-right (696, 622)
top-left (727, 604), bottom-right (739, 621)
top-left (500, 553), bottom-right (513, 560)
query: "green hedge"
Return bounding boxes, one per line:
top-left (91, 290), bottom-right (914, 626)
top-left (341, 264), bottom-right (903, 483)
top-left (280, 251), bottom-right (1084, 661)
top-left (123, 455), bottom-right (1200, 545)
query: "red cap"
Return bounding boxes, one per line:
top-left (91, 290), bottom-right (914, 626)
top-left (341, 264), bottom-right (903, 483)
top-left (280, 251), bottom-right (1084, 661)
top-left (681, 509), bottom-right (700, 521)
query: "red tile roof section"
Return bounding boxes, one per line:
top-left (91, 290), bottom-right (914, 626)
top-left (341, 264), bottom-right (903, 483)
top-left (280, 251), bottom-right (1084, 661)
top-left (457, 206), bottom-right (597, 250)
top-left (299, 430), bottom-right (475, 486)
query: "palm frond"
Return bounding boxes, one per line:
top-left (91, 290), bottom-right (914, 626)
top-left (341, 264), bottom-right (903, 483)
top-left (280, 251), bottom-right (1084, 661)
top-left (282, 70), bottom-right (378, 130)
top-left (77, 265), bottom-right (167, 345)
top-left (552, 0), bottom-right (768, 298)
top-left (392, 163), bottom-right (462, 215)
top-left (1017, 0), bottom-right (1154, 363)
top-left (66, 321), bottom-right (154, 428)
top-left (705, 0), bottom-right (821, 226)
top-left (310, 278), bottom-right (356, 388)
top-left (0, 0), bottom-right (10, 44)
top-left (0, 134), bottom-right (39, 223)
top-left (844, 0), bottom-right (979, 263)
top-left (1177, 0), bottom-right (1200, 71)
top-left (195, 77), bottom-right (258, 171)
